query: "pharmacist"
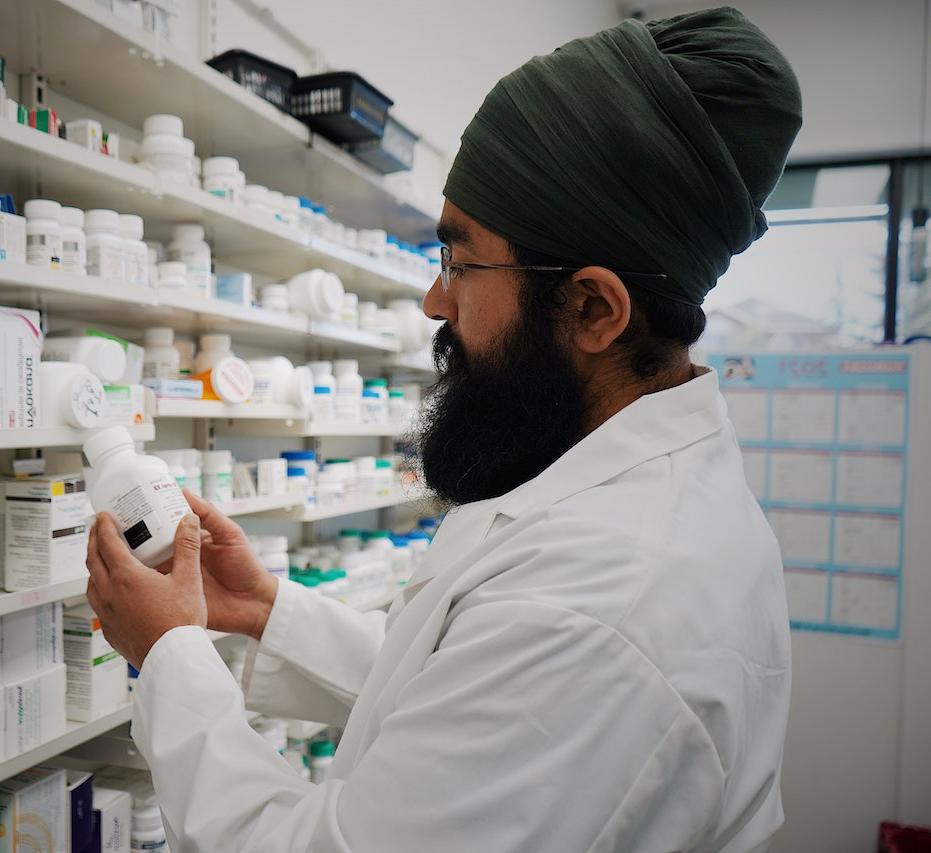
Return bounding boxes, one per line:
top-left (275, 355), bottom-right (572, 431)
top-left (86, 8), bottom-right (802, 852)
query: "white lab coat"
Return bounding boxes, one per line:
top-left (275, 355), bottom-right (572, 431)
top-left (132, 366), bottom-right (791, 853)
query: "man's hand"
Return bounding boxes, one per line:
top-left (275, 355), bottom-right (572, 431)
top-left (86, 512), bottom-right (208, 670)
top-left (179, 490), bottom-right (278, 641)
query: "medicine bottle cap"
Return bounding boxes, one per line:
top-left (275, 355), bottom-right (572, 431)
top-left (83, 425), bottom-right (135, 467)
top-left (263, 284), bottom-right (289, 299)
top-left (118, 214), bottom-right (144, 241)
top-left (202, 449), bottom-right (232, 468)
top-left (143, 113), bottom-right (184, 137)
top-left (199, 333), bottom-right (231, 351)
top-left (375, 459), bottom-right (393, 469)
top-left (209, 355), bottom-right (255, 403)
top-left (172, 223), bottom-right (206, 243)
top-left (202, 156), bottom-right (239, 177)
top-left (280, 450), bottom-right (316, 461)
top-left (388, 389), bottom-right (405, 398)
top-left (144, 327), bottom-right (175, 347)
top-left (181, 137), bottom-right (196, 157)
top-left (83, 338), bottom-right (127, 383)
top-left (309, 741), bottom-right (335, 758)
top-left (259, 535), bottom-right (289, 554)
top-left (307, 361), bottom-right (333, 375)
top-left (85, 209), bottom-right (121, 234)
top-left (370, 530), bottom-right (392, 539)
top-left (340, 529), bottom-right (362, 538)
top-left (366, 378), bottom-right (388, 388)
top-left (24, 199), bottom-right (62, 221)
top-left (60, 207), bottom-right (85, 228)
top-left (333, 359), bottom-right (359, 375)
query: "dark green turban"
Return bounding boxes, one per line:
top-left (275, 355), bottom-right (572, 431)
top-left (443, 6), bottom-right (802, 306)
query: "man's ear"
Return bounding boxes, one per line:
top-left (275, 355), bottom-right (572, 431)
top-left (569, 266), bottom-right (632, 354)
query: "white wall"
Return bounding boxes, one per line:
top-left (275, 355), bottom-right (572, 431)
top-left (180, 0), bottom-right (624, 157)
top-left (639, 0), bottom-right (931, 161)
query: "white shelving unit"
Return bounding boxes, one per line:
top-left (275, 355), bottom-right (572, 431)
top-left (0, 422), bottom-right (155, 450)
top-left (295, 487), bottom-right (431, 523)
top-left (0, 706), bottom-right (134, 782)
top-left (0, 0), bottom-right (440, 788)
top-left (0, 576), bottom-right (89, 618)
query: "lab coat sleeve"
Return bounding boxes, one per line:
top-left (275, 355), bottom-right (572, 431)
top-left (132, 601), bottom-right (726, 853)
top-left (240, 578), bottom-right (387, 724)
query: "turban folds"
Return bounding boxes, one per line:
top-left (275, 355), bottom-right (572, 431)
top-left (443, 6), bottom-right (803, 306)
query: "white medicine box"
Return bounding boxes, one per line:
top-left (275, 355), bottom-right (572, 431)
top-left (0, 305), bottom-right (41, 430)
top-left (93, 786), bottom-right (132, 853)
top-left (3, 663), bottom-right (66, 759)
top-left (0, 213), bottom-right (26, 264)
top-left (0, 766), bottom-right (68, 853)
top-left (0, 602), bottom-right (63, 684)
top-left (3, 474), bottom-right (90, 591)
top-left (63, 603), bottom-right (128, 722)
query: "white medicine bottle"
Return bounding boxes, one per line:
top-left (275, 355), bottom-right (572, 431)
top-left (143, 327), bottom-right (180, 379)
top-left (119, 214), bottom-right (149, 288)
top-left (194, 333), bottom-right (232, 375)
top-left (85, 209), bottom-right (126, 280)
top-left (83, 426), bottom-right (190, 567)
top-left (24, 199), bottom-right (63, 269)
top-left (168, 224), bottom-right (212, 296)
top-left (307, 360), bottom-right (335, 421)
top-left (333, 359), bottom-right (363, 423)
top-left (60, 207), bottom-right (87, 275)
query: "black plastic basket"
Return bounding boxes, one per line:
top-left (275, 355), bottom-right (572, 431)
top-left (291, 72), bottom-right (393, 143)
top-left (207, 49), bottom-right (297, 114)
top-left (350, 114), bottom-right (418, 174)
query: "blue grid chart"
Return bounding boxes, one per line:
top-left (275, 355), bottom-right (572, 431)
top-left (709, 352), bottom-right (910, 640)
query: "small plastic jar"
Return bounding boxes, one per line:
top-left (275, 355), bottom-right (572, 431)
top-left (315, 467), bottom-right (344, 506)
top-left (374, 458), bottom-right (395, 497)
top-left (181, 448), bottom-right (203, 496)
top-left (258, 535), bottom-right (289, 579)
top-left (246, 358), bottom-right (276, 405)
top-left (194, 333), bottom-right (233, 374)
top-left (85, 209), bottom-right (126, 280)
top-left (388, 388), bottom-right (410, 422)
top-left (358, 301), bottom-right (379, 332)
top-left (341, 292), bottom-right (359, 328)
top-left (168, 224), bottom-right (211, 296)
top-left (266, 189), bottom-right (285, 223)
top-left (355, 456), bottom-right (378, 497)
top-left (139, 133), bottom-right (189, 182)
top-left (243, 184), bottom-right (272, 216)
top-left (261, 284), bottom-right (290, 313)
top-left (202, 449), bottom-right (234, 503)
top-left (203, 156), bottom-right (242, 202)
top-left (143, 327), bottom-right (180, 379)
top-left (156, 261), bottom-right (187, 289)
top-left (59, 207), bottom-right (86, 275)
top-left (280, 195), bottom-right (302, 231)
top-left (24, 199), bottom-right (63, 269)
top-left (362, 378), bottom-right (389, 424)
top-left (119, 214), bottom-right (149, 288)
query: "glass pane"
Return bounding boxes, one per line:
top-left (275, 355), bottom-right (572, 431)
top-left (699, 165), bottom-right (890, 352)
top-left (897, 159), bottom-right (931, 341)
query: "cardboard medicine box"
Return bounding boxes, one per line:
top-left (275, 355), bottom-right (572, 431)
top-left (0, 602), bottom-right (64, 684)
top-left (3, 475), bottom-right (89, 591)
top-left (0, 306), bottom-right (41, 430)
top-left (63, 604), bottom-right (128, 722)
top-left (3, 663), bottom-right (66, 759)
top-left (0, 766), bottom-right (67, 853)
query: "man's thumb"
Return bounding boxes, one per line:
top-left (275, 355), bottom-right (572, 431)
top-left (172, 514), bottom-right (202, 582)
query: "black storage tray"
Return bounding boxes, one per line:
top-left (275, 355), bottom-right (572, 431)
top-left (291, 71), bottom-right (393, 143)
top-left (207, 49), bottom-right (297, 113)
top-left (350, 114), bottom-right (418, 173)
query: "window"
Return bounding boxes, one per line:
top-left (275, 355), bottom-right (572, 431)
top-left (700, 164), bottom-right (891, 352)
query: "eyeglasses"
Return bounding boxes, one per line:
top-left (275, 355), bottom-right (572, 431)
top-left (439, 244), bottom-right (667, 292)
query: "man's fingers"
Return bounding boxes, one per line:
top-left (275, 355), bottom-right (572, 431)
top-left (85, 522), bottom-right (110, 591)
top-left (95, 513), bottom-right (143, 576)
top-left (184, 490), bottom-right (240, 541)
top-left (171, 514), bottom-right (203, 584)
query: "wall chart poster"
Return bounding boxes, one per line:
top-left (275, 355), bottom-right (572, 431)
top-left (709, 352), bottom-right (910, 640)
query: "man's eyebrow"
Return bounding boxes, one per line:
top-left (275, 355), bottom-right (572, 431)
top-left (436, 222), bottom-right (474, 250)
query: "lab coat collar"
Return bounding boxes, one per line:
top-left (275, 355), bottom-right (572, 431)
top-left (400, 366), bottom-right (724, 602)
top-left (495, 365), bottom-right (724, 520)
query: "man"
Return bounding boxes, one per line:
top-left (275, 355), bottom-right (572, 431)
top-left (87, 6), bottom-right (801, 851)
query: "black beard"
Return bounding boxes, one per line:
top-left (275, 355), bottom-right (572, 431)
top-left (416, 306), bottom-right (587, 507)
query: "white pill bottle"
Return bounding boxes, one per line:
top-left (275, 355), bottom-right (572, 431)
top-left (84, 426), bottom-right (190, 567)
